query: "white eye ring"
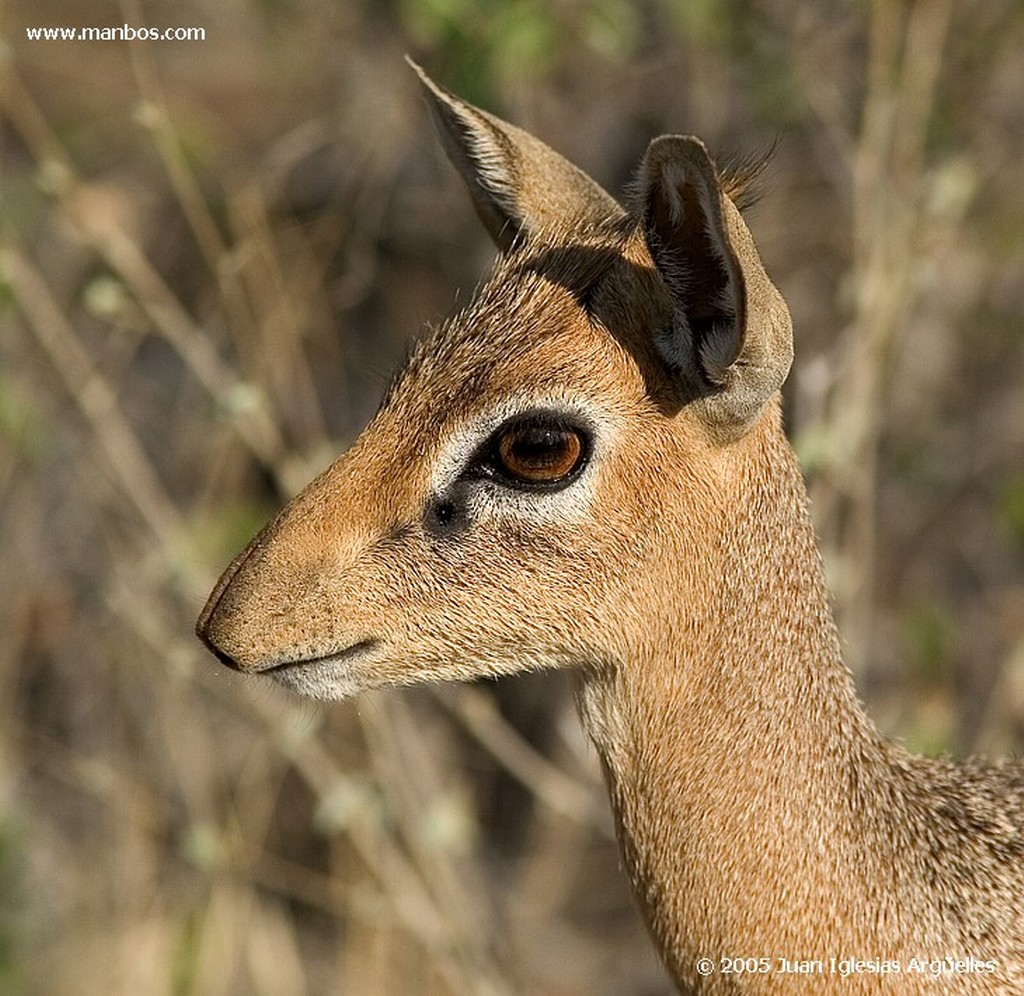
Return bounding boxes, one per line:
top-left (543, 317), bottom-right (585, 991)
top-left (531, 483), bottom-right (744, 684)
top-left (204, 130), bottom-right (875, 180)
top-left (426, 393), bottom-right (621, 525)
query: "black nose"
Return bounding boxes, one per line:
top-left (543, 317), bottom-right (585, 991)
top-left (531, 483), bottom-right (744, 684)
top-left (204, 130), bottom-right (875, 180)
top-left (195, 622), bottom-right (244, 671)
top-left (210, 645), bottom-right (243, 671)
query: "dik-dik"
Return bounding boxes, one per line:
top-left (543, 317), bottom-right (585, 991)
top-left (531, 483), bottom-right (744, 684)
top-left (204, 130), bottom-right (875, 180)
top-left (197, 66), bottom-right (1024, 993)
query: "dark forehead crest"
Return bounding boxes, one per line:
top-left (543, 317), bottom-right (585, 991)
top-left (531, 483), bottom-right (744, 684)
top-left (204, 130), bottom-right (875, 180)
top-left (378, 228), bottom-right (628, 417)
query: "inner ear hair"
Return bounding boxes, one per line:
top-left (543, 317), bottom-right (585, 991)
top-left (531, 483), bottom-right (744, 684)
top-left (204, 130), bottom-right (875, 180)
top-left (640, 140), bottom-right (746, 386)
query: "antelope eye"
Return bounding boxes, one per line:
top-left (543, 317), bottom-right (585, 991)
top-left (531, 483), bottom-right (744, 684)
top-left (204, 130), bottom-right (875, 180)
top-left (487, 416), bottom-right (588, 489)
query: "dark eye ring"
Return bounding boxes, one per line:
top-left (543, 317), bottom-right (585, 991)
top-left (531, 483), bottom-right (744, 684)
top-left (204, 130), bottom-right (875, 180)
top-left (480, 414), bottom-right (590, 490)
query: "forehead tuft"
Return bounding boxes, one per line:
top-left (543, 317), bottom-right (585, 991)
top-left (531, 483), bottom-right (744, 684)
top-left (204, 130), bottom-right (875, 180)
top-left (381, 225), bottom-right (633, 416)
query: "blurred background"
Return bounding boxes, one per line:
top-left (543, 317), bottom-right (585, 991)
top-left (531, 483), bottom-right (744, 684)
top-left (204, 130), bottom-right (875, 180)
top-left (2, 1), bottom-right (1023, 993)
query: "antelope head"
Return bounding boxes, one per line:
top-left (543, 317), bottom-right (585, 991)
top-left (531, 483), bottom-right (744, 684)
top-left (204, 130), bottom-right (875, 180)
top-left (196, 66), bottom-right (793, 703)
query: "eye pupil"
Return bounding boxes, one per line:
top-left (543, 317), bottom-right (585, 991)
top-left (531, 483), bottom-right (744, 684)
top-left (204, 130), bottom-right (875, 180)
top-left (496, 423), bottom-right (584, 484)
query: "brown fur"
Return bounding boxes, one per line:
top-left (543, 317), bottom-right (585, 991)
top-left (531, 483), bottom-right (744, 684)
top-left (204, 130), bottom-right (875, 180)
top-left (197, 68), bottom-right (1024, 993)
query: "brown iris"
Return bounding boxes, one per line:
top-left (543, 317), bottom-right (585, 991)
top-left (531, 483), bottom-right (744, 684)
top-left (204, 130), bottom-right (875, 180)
top-left (495, 421), bottom-right (585, 485)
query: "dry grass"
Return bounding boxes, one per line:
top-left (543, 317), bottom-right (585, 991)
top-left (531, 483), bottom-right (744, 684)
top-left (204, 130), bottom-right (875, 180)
top-left (1, 1), bottom-right (1022, 993)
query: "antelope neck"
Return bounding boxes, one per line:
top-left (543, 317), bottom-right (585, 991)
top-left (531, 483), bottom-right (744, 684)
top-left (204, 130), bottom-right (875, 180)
top-left (573, 425), bottom-right (898, 988)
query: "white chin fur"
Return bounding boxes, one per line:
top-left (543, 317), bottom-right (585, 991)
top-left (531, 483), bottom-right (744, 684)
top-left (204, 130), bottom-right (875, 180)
top-left (270, 657), bottom-right (365, 701)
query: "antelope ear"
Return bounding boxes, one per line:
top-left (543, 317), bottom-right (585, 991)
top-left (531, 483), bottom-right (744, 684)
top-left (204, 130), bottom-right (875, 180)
top-left (410, 60), bottom-right (623, 252)
top-left (638, 135), bottom-right (793, 435)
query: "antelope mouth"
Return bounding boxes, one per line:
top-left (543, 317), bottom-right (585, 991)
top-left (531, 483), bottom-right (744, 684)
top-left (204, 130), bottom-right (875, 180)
top-left (260, 639), bottom-right (382, 702)
top-left (263, 639), bottom-right (380, 674)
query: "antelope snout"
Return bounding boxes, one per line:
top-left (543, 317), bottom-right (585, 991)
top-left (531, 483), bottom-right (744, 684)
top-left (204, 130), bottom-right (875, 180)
top-left (195, 573), bottom-right (277, 673)
top-left (195, 534), bottom-right (315, 674)
top-left (195, 621), bottom-right (245, 671)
